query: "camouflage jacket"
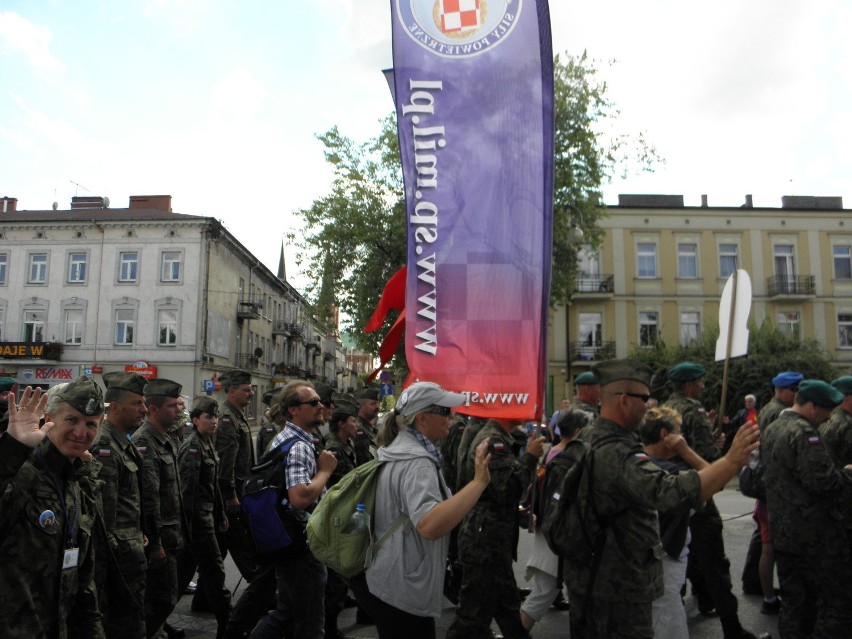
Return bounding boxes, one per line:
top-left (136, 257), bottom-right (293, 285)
top-left (0, 435), bottom-right (104, 638)
top-left (664, 392), bottom-right (720, 462)
top-left (131, 420), bottom-right (186, 552)
top-left (564, 418), bottom-right (701, 603)
top-left (214, 400), bottom-right (254, 502)
top-left (763, 410), bottom-right (852, 554)
top-left (325, 435), bottom-right (356, 488)
top-left (457, 421), bottom-right (538, 565)
top-left (820, 407), bottom-right (852, 527)
top-left (255, 420), bottom-right (283, 460)
top-left (571, 399), bottom-right (599, 417)
top-left (178, 430), bottom-right (225, 538)
top-left (354, 416), bottom-right (377, 466)
top-left (758, 396), bottom-right (788, 432)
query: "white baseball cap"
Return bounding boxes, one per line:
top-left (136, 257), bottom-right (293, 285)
top-left (396, 381), bottom-right (466, 416)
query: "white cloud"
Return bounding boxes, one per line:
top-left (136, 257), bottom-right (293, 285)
top-left (0, 11), bottom-right (65, 73)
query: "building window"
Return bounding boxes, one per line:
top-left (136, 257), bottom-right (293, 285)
top-left (0, 253), bottom-right (7, 285)
top-left (161, 251), bottom-right (182, 282)
top-left (680, 311), bottom-right (700, 345)
top-left (64, 308), bottom-right (84, 344)
top-left (23, 309), bottom-right (45, 342)
top-left (28, 253), bottom-right (48, 284)
top-left (67, 252), bottom-right (88, 283)
top-left (115, 309), bottom-right (135, 345)
top-left (719, 243), bottom-right (739, 278)
top-left (677, 243), bottom-right (698, 279)
top-left (777, 311), bottom-right (800, 339)
top-left (118, 251), bottom-right (139, 283)
top-left (834, 246), bottom-right (852, 280)
top-left (839, 314), bottom-right (852, 348)
top-left (0, 304), bottom-right (5, 340)
top-left (639, 311), bottom-right (659, 347)
top-left (637, 243), bottom-right (658, 278)
top-left (158, 309), bottom-right (178, 346)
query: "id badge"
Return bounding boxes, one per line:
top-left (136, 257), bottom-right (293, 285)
top-left (63, 547), bottom-right (80, 570)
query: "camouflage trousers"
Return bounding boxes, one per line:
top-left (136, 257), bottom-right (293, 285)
top-left (446, 559), bottom-right (529, 639)
top-left (775, 549), bottom-right (852, 638)
top-left (568, 592), bottom-right (653, 639)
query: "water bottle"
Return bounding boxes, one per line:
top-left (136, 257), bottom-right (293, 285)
top-left (345, 503), bottom-right (369, 534)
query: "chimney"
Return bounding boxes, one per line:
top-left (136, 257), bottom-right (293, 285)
top-left (700, 194), bottom-right (708, 207)
top-left (129, 195), bottom-right (172, 212)
top-left (71, 195), bottom-right (108, 209)
top-left (742, 194), bottom-right (754, 208)
top-left (1, 197), bottom-right (17, 212)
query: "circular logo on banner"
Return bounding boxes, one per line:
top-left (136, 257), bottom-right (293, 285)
top-left (396, 0), bottom-right (522, 59)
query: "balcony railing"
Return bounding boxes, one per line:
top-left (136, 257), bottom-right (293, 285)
top-left (235, 353), bottom-right (260, 369)
top-left (569, 341), bottom-right (615, 362)
top-left (237, 296), bottom-right (262, 320)
top-left (766, 275), bottom-right (815, 297)
top-left (272, 320), bottom-right (288, 336)
top-left (573, 274), bottom-right (615, 295)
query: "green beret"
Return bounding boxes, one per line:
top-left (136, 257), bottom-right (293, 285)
top-left (193, 396), bottom-right (219, 415)
top-left (798, 380), bottom-right (844, 408)
top-left (220, 370), bottom-right (252, 387)
top-left (356, 387), bottom-right (380, 401)
top-left (0, 377), bottom-right (16, 393)
top-left (591, 359), bottom-right (653, 388)
top-left (574, 371), bottom-right (598, 386)
top-left (314, 382), bottom-right (334, 406)
top-left (144, 378), bottom-right (182, 398)
top-left (103, 371), bottom-right (148, 396)
top-left (831, 376), bottom-right (852, 396)
top-left (51, 376), bottom-right (104, 416)
top-left (668, 362), bottom-right (706, 382)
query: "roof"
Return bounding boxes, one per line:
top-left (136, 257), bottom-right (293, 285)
top-left (0, 208), bottom-right (209, 223)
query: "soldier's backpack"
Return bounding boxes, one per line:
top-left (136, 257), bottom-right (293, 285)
top-left (307, 459), bottom-right (408, 578)
top-left (738, 450), bottom-right (766, 500)
top-left (241, 436), bottom-right (310, 563)
top-left (538, 434), bottom-right (621, 558)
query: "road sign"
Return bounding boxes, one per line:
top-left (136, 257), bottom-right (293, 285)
top-left (202, 379), bottom-right (215, 393)
top-left (379, 371), bottom-right (392, 383)
top-left (380, 383), bottom-right (393, 397)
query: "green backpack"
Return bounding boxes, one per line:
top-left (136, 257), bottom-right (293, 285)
top-left (307, 459), bottom-right (408, 578)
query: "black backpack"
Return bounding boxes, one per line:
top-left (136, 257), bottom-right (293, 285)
top-left (241, 436), bottom-right (312, 563)
top-left (738, 451), bottom-right (766, 500)
top-left (539, 434), bottom-right (620, 559)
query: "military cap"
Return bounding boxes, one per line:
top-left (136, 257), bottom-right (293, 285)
top-left (103, 371), bottom-right (148, 396)
top-left (220, 370), bottom-right (252, 387)
top-left (771, 371), bottom-right (804, 389)
top-left (797, 379), bottom-right (844, 408)
top-left (262, 388), bottom-right (281, 406)
top-left (831, 376), bottom-right (852, 396)
top-left (50, 376), bottom-right (104, 416)
top-left (591, 359), bottom-right (654, 388)
top-left (331, 401), bottom-right (359, 421)
top-left (0, 377), bottom-right (15, 392)
top-left (667, 362), bottom-right (706, 382)
top-left (396, 381), bottom-right (465, 417)
top-left (193, 396), bottom-right (219, 415)
top-left (574, 371), bottom-right (599, 386)
top-left (356, 387), bottom-right (380, 402)
top-left (314, 382), bottom-right (335, 406)
top-left (333, 392), bottom-right (360, 415)
top-left (144, 378), bottom-right (183, 398)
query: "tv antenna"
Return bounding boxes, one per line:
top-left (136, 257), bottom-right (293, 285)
top-left (69, 180), bottom-right (90, 196)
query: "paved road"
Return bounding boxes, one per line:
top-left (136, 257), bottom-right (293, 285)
top-left (170, 484), bottom-right (778, 637)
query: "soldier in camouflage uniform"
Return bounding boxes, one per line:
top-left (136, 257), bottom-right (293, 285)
top-left (91, 371), bottom-right (149, 639)
top-left (565, 360), bottom-right (764, 639)
top-left (445, 418), bottom-right (545, 639)
top-left (822, 376), bottom-right (852, 553)
top-left (354, 386), bottom-right (380, 466)
top-left (256, 388), bottom-right (284, 459)
top-left (177, 397), bottom-right (231, 638)
top-left (762, 380), bottom-right (852, 637)
top-left (132, 378), bottom-right (188, 638)
top-left (758, 372), bottom-right (801, 432)
top-left (571, 371), bottom-right (600, 417)
top-left (0, 378), bottom-right (105, 638)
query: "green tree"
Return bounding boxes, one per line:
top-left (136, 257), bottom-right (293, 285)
top-left (628, 319), bottom-right (838, 417)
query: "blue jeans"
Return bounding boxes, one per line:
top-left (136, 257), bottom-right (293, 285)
top-left (249, 550), bottom-right (327, 639)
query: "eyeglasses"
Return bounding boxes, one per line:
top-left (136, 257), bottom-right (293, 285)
top-left (423, 405), bottom-right (452, 416)
top-left (615, 392), bottom-right (651, 403)
top-left (293, 399), bottom-right (323, 408)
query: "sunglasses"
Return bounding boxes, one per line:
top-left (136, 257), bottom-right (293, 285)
top-left (293, 399), bottom-right (323, 408)
top-left (423, 405), bottom-right (452, 416)
top-left (616, 392), bottom-right (651, 403)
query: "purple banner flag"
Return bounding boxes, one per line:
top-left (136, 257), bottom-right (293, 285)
top-left (391, 0), bottom-right (553, 419)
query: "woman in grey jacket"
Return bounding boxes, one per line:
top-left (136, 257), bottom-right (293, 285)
top-left (351, 381), bottom-right (492, 639)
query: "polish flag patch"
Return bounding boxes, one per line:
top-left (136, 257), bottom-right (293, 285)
top-left (808, 436), bottom-right (822, 445)
top-left (98, 449), bottom-right (111, 457)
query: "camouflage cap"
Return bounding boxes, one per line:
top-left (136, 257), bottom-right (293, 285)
top-left (51, 376), bottom-right (104, 416)
top-left (103, 371), bottom-right (148, 396)
top-left (193, 396), bottom-right (219, 415)
top-left (574, 371), bottom-right (599, 386)
top-left (144, 378), bottom-right (183, 398)
top-left (356, 386), bottom-right (380, 401)
top-left (667, 362), bottom-right (706, 382)
top-left (591, 359), bottom-right (654, 388)
top-left (220, 370), bottom-right (252, 387)
top-left (0, 377), bottom-right (15, 392)
top-left (314, 382), bottom-right (335, 406)
top-left (262, 388), bottom-right (281, 406)
top-left (831, 376), bottom-right (852, 396)
top-left (333, 392), bottom-right (360, 415)
top-left (798, 379), bottom-right (844, 408)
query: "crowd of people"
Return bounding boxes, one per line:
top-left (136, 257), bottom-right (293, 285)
top-left (1, 355), bottom-right (851, 639)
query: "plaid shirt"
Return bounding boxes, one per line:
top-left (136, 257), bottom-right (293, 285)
top-left (271, 423), bottom-right (321, 508)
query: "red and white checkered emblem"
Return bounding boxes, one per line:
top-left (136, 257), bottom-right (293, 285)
top-left (440, 0), bottom-right (481, 33)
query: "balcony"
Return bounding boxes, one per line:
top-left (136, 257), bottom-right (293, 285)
top-left (237, 296), bottom-right (263, 320)
top-left (235, 353), bottom-right (260, 369)
top-left (569, 341), bottom-right (615, 362)
top-left (286, 323), bottom-right (304, 339)
top-left (305, 337), bottom-right (321, 353)
top-left (766, 275), bottom-right (815, 298)
top-left (272, 320), bottom-right (288, 337)
top-left (573, 274), bottom-right (614, 297)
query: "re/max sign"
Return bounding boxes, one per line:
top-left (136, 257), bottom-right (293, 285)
top-left (0, 343), bottom-right (48, 358)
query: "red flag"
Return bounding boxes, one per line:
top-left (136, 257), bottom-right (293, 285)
top-left (365, 266), bottom-right (406, 333)
top-left (366, 309), bottom-right (406, 384)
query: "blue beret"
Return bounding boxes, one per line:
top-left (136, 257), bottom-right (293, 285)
top-left (831, 376), bottom-right (852, 396)
top-left (574, 371), bottom-right (598, 386)
top-left (771, 372), bottom-right (803, 388)
top-left (668, 362), bottom-right (706, 382)
top-left (798, 380), bottom-right (843, 408)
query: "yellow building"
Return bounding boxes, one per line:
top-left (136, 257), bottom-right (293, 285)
top-left (549, 194), bottom-right (852, 403)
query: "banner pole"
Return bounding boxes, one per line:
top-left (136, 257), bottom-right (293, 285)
top-left (715, 270), bottom-right (739, 439)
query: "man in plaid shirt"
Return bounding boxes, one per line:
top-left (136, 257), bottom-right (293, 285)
top-left (250, 380), bottom-right (338, 639)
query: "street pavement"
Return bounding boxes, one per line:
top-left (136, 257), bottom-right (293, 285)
top-left (169, 482), bottom-right (778, 638)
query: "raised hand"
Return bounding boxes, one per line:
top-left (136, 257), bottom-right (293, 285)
top-left (7, 386), bottom-right (51, 448)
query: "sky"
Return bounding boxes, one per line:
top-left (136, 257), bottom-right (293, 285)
top-left (2, 0), bottom-right (851, 292)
